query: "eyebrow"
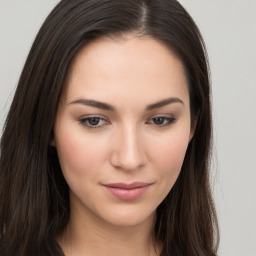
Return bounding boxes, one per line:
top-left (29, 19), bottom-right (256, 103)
top-left (69, 98), bottom-right (115, 111)
top-left (146, 97), bottom-right (184, 110)
top-left (69, 97), bottom-right (184, 111)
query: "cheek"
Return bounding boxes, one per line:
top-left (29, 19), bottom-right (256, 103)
top-left (152, 141), bottom-right (188, 187)
top-left (146, 127), bottom-right (191, 188)
top-left (158, 138), bottom-right (188, 168)
top-left (54, 127), bottom-right (109, 181)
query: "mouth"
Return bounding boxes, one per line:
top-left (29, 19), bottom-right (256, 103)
top-left (102, 182), bottom-right (153, 200)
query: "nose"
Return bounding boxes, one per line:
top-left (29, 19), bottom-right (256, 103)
top-left (110, 125), bottom-right (146, 171)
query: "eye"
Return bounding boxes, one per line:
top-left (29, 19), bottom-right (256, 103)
top-left (79, 116), bottom-right (110, 129)
top-left (146, 116), bottom-right (176, 127)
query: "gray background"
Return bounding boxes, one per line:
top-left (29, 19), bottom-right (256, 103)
top-left (0, 1), bottom-right (256, 255)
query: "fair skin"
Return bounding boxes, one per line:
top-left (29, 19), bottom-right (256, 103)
top-left (53, 35), bottom-right (194, 256)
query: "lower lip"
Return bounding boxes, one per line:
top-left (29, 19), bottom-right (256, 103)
top-left (103, 185), bottom-right (151, 200)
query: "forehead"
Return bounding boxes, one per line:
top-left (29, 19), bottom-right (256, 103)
top-left (63, 36), bottom-right (189, 107)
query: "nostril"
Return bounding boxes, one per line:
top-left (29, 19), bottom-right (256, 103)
top-left (110, 153), bottom-right (145, 171)
top-left (110, 144), bottom-right (146, 171)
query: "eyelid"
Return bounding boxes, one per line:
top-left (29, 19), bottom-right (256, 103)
top-left (77, 114), bottom-right (177, 129)
top-left (78, 115), bottom-right (111, 129)
top-left (146, 115), bottom-right (177, 126)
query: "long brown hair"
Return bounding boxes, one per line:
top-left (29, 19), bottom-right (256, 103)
top-left (0, 0), bottom-right (219, 255)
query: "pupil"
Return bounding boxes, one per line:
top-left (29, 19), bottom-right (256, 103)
top-left (154, 117), bottom-right (164, 125)
top-left (88, 118), bottom-right (100, 125)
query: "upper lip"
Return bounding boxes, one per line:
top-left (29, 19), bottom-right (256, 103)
top-left (102, 182), bottom-right (153, 189)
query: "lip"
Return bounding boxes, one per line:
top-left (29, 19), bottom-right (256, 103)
top-left (102, 182), bottom-right (153, 200)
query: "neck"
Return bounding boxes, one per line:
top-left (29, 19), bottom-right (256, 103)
top-left (57, 204), bottom-right (160, 256)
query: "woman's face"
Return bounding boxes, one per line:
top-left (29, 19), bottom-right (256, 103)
top-left (53, 36), bottom-right (193, 227)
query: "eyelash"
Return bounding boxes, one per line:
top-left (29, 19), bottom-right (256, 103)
top-left (79, 116), bottom-right (110, 129)
top-left (146, 116), bottom-right (176, 127)
top-left (78, 116), bottom-right (176, 129)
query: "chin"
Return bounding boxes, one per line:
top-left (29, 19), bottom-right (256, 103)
top-left (97, 205), bottom-right (156, 228)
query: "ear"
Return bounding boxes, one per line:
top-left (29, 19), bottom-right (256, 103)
top-left (49, 131), bottom-right (56, 147)
top-left (189, 117), bottom-right (198, 142)
top-left (50, 139), bottom-right (56, 147)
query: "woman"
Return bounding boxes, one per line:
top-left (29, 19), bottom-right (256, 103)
top-left (0, 0), bottom-right (219, 255)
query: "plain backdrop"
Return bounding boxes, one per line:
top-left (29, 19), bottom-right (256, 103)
top-left (0, 1), bottom-right (256, 255)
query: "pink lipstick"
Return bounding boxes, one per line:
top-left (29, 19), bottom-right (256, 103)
top-left (102, 182), bottom-right (152, 200)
